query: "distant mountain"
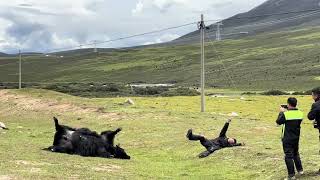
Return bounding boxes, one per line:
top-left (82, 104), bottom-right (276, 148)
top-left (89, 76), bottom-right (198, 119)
top-left (175, 0), bottom-right (320, 43)
top-left (0, 48), bottom-right (118, 58)
top-left (52, 48), bottom-right (116, 56)
top-left (0, 52), bottom-right (9, 57)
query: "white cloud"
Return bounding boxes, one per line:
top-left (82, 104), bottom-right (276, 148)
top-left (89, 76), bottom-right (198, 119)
top-left (132, 1), bottom-right (144, 15)
top-left (143, 33), bottom-right (180, 45)
top-left (0, 0), bottom-right (268, 53)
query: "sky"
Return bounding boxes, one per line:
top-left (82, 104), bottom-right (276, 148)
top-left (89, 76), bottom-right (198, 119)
top-left (0, 0), bottom-right (267, 53)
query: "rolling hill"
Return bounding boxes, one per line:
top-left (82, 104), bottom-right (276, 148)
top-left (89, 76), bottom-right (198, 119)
top-left (1, 0), bottom-right (320, 91)
top-left (175, 0), bottom-right (320, 43)
top-left (0, 26), bottom-right (320, 91)
top-left (0, 52), bottom-right (9, 57)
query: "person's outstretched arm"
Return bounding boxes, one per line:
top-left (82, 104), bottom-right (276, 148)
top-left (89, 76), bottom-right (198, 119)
top-left (232, 143), bottom-right (244, 147)
top-left (219, 119), bottom-right (231, 137)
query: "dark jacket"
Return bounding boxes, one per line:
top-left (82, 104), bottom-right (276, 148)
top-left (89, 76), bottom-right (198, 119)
top-left (210, 122), bottom-right (242, 148)
top-left (276, 109), bottom-right (303, 144)
top-left (308, 98), bottom-right (320, 126)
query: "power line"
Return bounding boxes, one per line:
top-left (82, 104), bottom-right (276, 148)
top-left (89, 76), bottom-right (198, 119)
top-left (46, 22), bottom-right (197, 53)
top-left (175, 9), bottom-right (320, 44)
top-left (205, 30), bottom-right (236, 89)
top-left (205, 8), bottom-right (320, 23)
top-left (232, 10), bottom-right (320, 30)
top-left (12, 8), bottom-right (320, 54)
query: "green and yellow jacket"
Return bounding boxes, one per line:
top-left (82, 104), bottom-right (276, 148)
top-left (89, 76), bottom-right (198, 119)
top-left (276, 108), bottom-right (303, 143)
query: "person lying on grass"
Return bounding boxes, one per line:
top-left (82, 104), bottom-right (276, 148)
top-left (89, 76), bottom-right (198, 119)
top-left (186, 119), bottom-right (244, 158)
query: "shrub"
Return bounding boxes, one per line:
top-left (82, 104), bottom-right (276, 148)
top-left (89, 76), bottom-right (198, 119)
top-left (133, 86), bottom-right (169, 95)
top-left (261, 90), bottom-right (289, 96)
top-left (161, 88), bottom-right (200, 97)
top-left (241, 92), bottom-right (257, 95)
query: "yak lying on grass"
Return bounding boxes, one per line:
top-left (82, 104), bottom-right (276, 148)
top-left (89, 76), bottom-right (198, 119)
top-left (44, 117), bottom-right (130, 159)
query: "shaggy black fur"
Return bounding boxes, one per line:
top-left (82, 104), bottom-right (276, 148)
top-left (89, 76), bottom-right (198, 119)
top-left (44, 117), bottom-right (130, 159)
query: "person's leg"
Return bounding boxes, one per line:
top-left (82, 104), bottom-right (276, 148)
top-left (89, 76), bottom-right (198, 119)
top-left (283, 143), bottom-right (296, 178)
top-left (198, 146), bottom-right (220, 158)
top-left (186, 129), bottom-right (214, 148)
top-left (187, 129), bottom-right (205, 141)
top-left (318, 128), bottom-right (320, 175)
top-left (293, 142), bottom-right (303, 173)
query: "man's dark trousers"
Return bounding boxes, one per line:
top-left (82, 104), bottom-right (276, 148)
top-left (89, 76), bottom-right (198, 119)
top-left (283, 141), bottom-right (303, 176)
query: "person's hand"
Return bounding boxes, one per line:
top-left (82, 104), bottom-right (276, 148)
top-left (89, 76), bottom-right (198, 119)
top-left (227, 119), bottom-right (232, 123)
top-left (313, 120), bottom-right (318, 127)
top-left (279, 107), bottom-right (287, 112)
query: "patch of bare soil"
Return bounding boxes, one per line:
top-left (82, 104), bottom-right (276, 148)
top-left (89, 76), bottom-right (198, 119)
top-left (0, 90), bottom-right (122, 120)
top-left (92, 164), bottom-right (122, 172)
top-left (0, 175), bottom-right (15, 180)
top-left (15, 160), bottom-right (52, 166)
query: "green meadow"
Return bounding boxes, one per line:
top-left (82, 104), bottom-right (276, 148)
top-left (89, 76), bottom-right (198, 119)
top-left (0, 89), bottom-right (319, 179)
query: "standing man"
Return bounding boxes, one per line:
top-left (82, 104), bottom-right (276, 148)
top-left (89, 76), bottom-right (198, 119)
top-left (307, 87), bottom-right (320, 174)
top-left (276, 97), bottom-right (304, 180)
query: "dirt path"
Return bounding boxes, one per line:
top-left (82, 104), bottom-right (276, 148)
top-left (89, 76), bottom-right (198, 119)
top-left (0, 90), bottom-right (122, 120)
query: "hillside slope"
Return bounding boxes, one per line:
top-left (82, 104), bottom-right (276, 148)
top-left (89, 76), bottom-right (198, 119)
top-left (0, 52), bottom-right (9, 57)
top-left (0, 27), bottom-right (320, 90)
top-left (176, 0), bottom-right (320, 43)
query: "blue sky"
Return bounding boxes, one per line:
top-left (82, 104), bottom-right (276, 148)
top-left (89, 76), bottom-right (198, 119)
top-left (0, 0), bottom-right (267, 53)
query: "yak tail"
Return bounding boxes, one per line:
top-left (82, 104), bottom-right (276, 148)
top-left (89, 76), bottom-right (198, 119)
top-left (115, 128), bottom-right (122, 134)
top-left (53, 117), bottom-right (60, 131)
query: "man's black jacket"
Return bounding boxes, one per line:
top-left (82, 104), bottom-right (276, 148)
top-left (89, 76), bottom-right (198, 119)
top-left (308, 98), bottom-right (320, 126)
top-left (209, 122), bottom-right (242, 148)
top-left (276, 109), bottom-right (303, 144)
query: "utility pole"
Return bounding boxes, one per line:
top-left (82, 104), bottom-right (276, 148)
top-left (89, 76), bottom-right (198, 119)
top-left (19, 49), bottom-right (22, 89)
top-left (216, 22), bottom-right (223, 41)
top-left (199, 14), bottom-right (206, 112)
top-left (93, 40), bottom-right (98, 53)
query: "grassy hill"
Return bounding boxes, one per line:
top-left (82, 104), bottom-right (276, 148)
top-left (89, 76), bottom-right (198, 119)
top-left (0, 89), bottom-right (319, 179)
top-left (1, 27), bottom-right (320, 90)
top-left (177, 0), bottom-right (320, 43)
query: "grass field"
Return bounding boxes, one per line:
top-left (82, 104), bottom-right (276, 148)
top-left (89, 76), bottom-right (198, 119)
top-left (0, 88), bottom-right (320, 179)
top-left (1, 27), bottom-right (320, 90)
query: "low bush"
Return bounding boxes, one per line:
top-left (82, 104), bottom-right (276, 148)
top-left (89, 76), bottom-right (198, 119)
top-left (161, 88), bottom-right (200, 97)
top-left (133, 86), bottom-right (169, 96)
top-left (261, 90), bottom-right (289, 96)
top-left (241, 92), bottom-right (257, 95)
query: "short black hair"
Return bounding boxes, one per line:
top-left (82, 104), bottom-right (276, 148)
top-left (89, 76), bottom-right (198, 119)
top-left (312, 87), bottom-right (320, 96)
top-left (287, 97), bottom-right (297, 107)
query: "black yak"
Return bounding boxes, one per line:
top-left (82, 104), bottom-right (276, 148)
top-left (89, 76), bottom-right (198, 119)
top-left (45, 117), bottom-right (130, 159)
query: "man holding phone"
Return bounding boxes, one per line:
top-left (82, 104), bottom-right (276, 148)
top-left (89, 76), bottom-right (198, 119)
top-left (307, 87), bottom-right (320, 174)
top-left (276, 97), bottom-right (304, 180)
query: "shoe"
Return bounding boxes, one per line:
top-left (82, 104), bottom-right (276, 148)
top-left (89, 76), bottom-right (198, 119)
top-left (284, 176), bottom-right (296, 180)
top-left (198, 151), bottom-right (211, 158)
top-left (186, 129), bottom-right (192, 139)
top-left (297, 170), bottom-right (304, 175)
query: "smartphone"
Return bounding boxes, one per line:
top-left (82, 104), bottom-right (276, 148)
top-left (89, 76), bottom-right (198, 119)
top-left (281, 105), bottom-right (288, 109)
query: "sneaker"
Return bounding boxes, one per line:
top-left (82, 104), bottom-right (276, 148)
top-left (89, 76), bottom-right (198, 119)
top-left (198, 151), bottom-right (211, 158)
top-left (297, 170), bottom-right (304, 175)
top-left (284, 176), bottom-right (296, 180)
top-left (186, 129), bottom-right (192, 139)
